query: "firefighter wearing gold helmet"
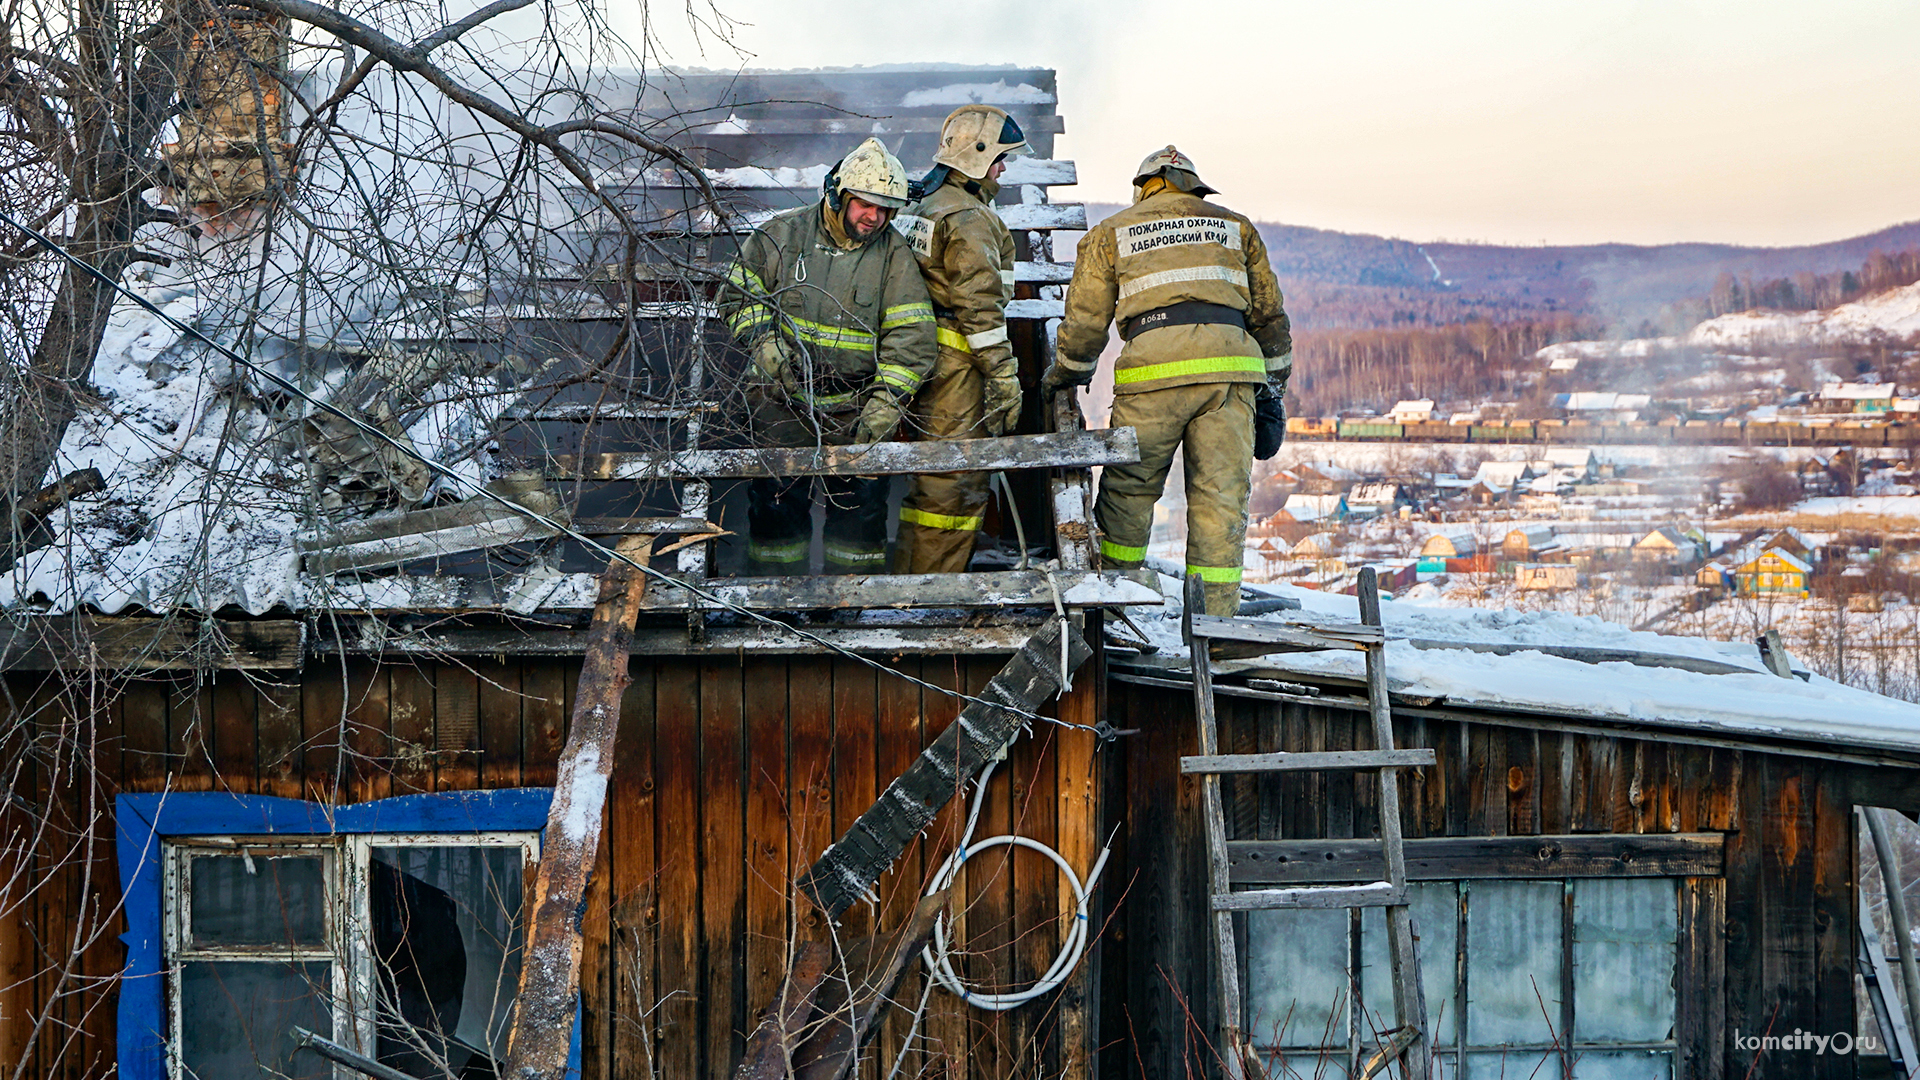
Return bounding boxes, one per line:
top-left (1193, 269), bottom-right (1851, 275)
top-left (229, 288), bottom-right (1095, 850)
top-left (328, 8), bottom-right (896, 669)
top-left (1041, 144), bottom-right (1293, 615)
top-left (889, 104), bottom-right (1032, 573)
top-left (716, 137), bottom-right (937, 575)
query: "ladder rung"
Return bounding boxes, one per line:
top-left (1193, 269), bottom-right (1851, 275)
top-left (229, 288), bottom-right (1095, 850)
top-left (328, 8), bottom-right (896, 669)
top-left (1183, 749), bottom-right (1434, 774)
top-left (1214, 882), bottom-right (1404, 911)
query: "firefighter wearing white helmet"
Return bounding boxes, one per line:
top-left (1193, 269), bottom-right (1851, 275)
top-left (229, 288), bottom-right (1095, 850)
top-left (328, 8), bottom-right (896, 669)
top-left (717, 137), bottom-right (937, 575)
top-left (888, 105), bottom-right (1031, 573)
top-left (1041, 145), bottom-right (1292, 615)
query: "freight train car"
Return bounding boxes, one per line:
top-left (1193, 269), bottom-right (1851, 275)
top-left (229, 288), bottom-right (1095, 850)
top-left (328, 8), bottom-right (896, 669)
top-left (1403, 421), bottom-right (1469, 442)
top-left (1469, 422), bottom-right (1536, 442)
top-left (1337, 421), bottom-right (1404, 440)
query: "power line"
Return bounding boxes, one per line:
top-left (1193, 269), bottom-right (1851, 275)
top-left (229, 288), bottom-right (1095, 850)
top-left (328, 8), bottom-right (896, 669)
top-left (0, 207), bottom-right (1101, 735)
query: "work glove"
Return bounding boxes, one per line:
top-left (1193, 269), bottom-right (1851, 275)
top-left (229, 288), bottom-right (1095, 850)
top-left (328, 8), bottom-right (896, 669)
top-left (854, 390), bottom-right (907, 444)
top-left (981, 370), bottom-right (1023, 436)
top-left (749, 336), bottom-right (801, 396)
top-left (1040, 362), bottom-right (1094, 396)
top-left (1254, 381), bottom-right (1287, 461)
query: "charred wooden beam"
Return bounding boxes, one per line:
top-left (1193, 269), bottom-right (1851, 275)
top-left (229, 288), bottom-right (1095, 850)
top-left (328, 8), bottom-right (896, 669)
top-left (790, 891), bottom-right (948, 1080)
top-left (0, 467), bottom-right (106, 574)
top-left (550, 428), bottom-right (1138, 481)
top-left (0, 615), bottom-right (303, 671)
top-left (502, 536), bottom-right (653, 1080)
top-left (1228, 833), bottom-right (1726, 885)
top-left (298, 474), bottom-right (570, 576)
top-left (797, 618), bottom-right (1091, 917)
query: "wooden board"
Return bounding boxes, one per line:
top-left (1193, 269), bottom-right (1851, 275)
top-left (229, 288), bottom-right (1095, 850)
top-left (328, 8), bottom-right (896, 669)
top-left (550, 428), bottom-right (1139, 481)
top-left (1226, 832), bottom-right (1726, 884)
top-left (0, 616), bottom-right (303, 670)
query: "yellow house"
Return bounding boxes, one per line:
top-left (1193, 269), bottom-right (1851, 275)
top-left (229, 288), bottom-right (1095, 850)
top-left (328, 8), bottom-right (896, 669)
top-left (1735, 548), bottom-right (1811, 598)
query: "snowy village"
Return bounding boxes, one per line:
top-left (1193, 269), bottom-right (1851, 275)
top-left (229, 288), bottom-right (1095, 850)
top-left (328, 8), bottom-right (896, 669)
top-left (2, 6), bottom-right (1919, 1080)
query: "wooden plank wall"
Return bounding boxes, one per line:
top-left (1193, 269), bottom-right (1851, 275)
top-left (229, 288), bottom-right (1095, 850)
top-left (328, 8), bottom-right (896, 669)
top-left (1100, 682), bottom-right (1868, 1080)
top-left (0, 655), bottom-right (1109, 1080)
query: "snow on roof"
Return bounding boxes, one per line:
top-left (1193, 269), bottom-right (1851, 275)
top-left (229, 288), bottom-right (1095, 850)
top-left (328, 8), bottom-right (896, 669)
top-left (1283, 493), bottom-right (1346, 522)
top-left (0, 261), bottom-right (503, 616)
top-left (1142, 584), bottom-right (1920, 757)
top-left (1739, 548), bottom-right (1812, 574)
top-left (1469, 461), bottom-right (1529, 491)
top-left (900, 80), bottom-right (1055, 107)
top-left (1820, 382), bottom-right (1896, 400)
top-left (1544, 447), bottom-right (1593, 469)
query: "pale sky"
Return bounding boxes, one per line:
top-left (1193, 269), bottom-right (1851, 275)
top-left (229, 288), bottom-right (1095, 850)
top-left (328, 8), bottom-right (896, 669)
top-left (616, 0), bottom-right (1920, 248)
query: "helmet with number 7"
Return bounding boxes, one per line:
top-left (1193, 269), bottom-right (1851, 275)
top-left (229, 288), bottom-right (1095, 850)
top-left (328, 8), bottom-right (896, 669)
top-left (825, 137), bottom-right (912, 210)
top-left (932, 105), bottom-right (1033, 181)
top-left (1133, 144), bottom-right (1217, 197)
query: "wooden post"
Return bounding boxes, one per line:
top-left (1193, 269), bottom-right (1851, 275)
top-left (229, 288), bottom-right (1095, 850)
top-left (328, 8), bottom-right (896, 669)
top-left (502, 535), bottom-right (654, 1080)
top-left (1358, 568), bottom-right (1430, 1080)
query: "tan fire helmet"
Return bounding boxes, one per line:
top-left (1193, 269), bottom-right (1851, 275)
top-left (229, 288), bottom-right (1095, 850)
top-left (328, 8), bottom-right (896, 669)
top-left (1133, 144), bottom-right (1217, 197)
top-left (826, 137), bottom-right (912, 209)
top-left (932, 105), bottom-right (1033, 180)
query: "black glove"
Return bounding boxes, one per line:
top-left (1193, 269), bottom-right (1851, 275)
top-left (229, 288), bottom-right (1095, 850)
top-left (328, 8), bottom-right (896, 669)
top-left (1254, 383), bottom-right (1286, 460)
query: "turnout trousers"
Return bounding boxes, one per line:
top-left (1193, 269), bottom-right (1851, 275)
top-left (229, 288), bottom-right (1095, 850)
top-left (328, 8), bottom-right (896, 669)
top-left (744, 389), bottom-right (889, 576)
top-left (1094, 382), bottom-right (1256, 616)
top-left (894, 337), bottom-right (992, 573)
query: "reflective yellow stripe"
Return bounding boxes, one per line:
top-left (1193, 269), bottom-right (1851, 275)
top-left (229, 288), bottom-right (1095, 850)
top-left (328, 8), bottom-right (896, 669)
top-left (748, 539), bottom-right (808, 563)
top-left (936, 327), bottom-right (971, 353)
top-left (1101, 538), bottom-right (1147, 563)
top-left (900, 507), bottom-right (984, 532)
top-left (875, 363), bottom-right (922, 392)
top-left (823, 544), bottom-right (887, 566)
top-left (882, 302), bottom-right (934, 329)
top-left (1112, 356), bottom-right (1267, 385)
top-left (796, 388), bottom-right (858, 409)
top-left (727, 309), bottom-right (774, 335)
top-left (1187, 563), bottom-right (1243, 584)
top-left (790, 316), bottom-right (876, 350)
top-left (725, 264), bottom-right (767, 291)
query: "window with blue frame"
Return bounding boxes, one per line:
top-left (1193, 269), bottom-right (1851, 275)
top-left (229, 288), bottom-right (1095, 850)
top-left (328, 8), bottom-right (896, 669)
top-left (116, 790), bottom-right (566, 1080)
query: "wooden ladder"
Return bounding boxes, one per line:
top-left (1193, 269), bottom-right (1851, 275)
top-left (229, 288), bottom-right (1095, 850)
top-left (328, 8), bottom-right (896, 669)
top-left (1181, 567), bottom-right (1433, 1080)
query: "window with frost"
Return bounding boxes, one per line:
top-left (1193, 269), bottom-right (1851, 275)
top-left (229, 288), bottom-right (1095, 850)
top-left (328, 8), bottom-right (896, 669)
top-left (1246, 878), bottom-right (1679, 1079)
top-left (162, 833), bottom-right (535, 1079)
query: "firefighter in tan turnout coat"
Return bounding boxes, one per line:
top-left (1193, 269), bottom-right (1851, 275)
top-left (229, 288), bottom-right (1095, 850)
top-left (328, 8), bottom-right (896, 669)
top-left (1042, 146), bottom-right (1292, 615)
top-left (890, 105), bottom-right (1029, 572)
top-left (718, 138), bottom-right (938, 575)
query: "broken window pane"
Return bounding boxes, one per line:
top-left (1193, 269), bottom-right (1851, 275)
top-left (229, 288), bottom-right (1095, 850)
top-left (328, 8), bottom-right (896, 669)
top-left (371, 845), bottom-right (525, 1077)
top-left (178, 960), bottom-right (333, 1080)
top-left (189, 852), bottom-right (327, 948)
top-left (1571, 1049), bottom-right (1673, 1079)
top-left (1465, 880), bottom-right (1563, 1047)
top-left (1361, 881), bottom-right (1460, 1045)
top-left (1572, 878), bottom-right (1677, 1043)
top-left (1246, 907), bottom-right (1349, 1049)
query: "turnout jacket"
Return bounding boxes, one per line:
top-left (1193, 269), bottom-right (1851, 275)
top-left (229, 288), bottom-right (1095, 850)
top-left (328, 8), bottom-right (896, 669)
top-left (892, 171), bottom-right (1017, 371)
top-left (1055, 189), bottom-right (1291, 395)
top-left (720, 200), bottom-right (938, 412)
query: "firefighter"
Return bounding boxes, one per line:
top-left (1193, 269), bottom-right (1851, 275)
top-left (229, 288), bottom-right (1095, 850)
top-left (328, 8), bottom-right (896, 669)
top-left (1040, 146), bottom-right (1292, 615)
top-left (889, 104), bottom-right (1029, 573)
top-left (718, 137), bottom-right (938, 575)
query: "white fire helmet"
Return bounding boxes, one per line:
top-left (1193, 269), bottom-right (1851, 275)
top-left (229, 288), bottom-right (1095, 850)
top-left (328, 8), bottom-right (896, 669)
top-left (932, 105), bottom-right (1033, 180)
top-left (827, 137), bottom-right (911, 209)
top-left (1132, 144), bottom-right (1217, 197)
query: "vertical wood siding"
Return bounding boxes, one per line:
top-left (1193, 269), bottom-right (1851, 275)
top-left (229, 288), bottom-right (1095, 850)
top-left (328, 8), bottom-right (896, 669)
top-left (2, 654), bottom-right (1104, 1080)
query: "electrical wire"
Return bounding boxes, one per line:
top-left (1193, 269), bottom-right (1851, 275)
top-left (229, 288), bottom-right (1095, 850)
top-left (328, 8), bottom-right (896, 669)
top-left (0, 207), bottom-right (1108, 736)
top-left (918, 744), bottom-right (1113, 1012)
